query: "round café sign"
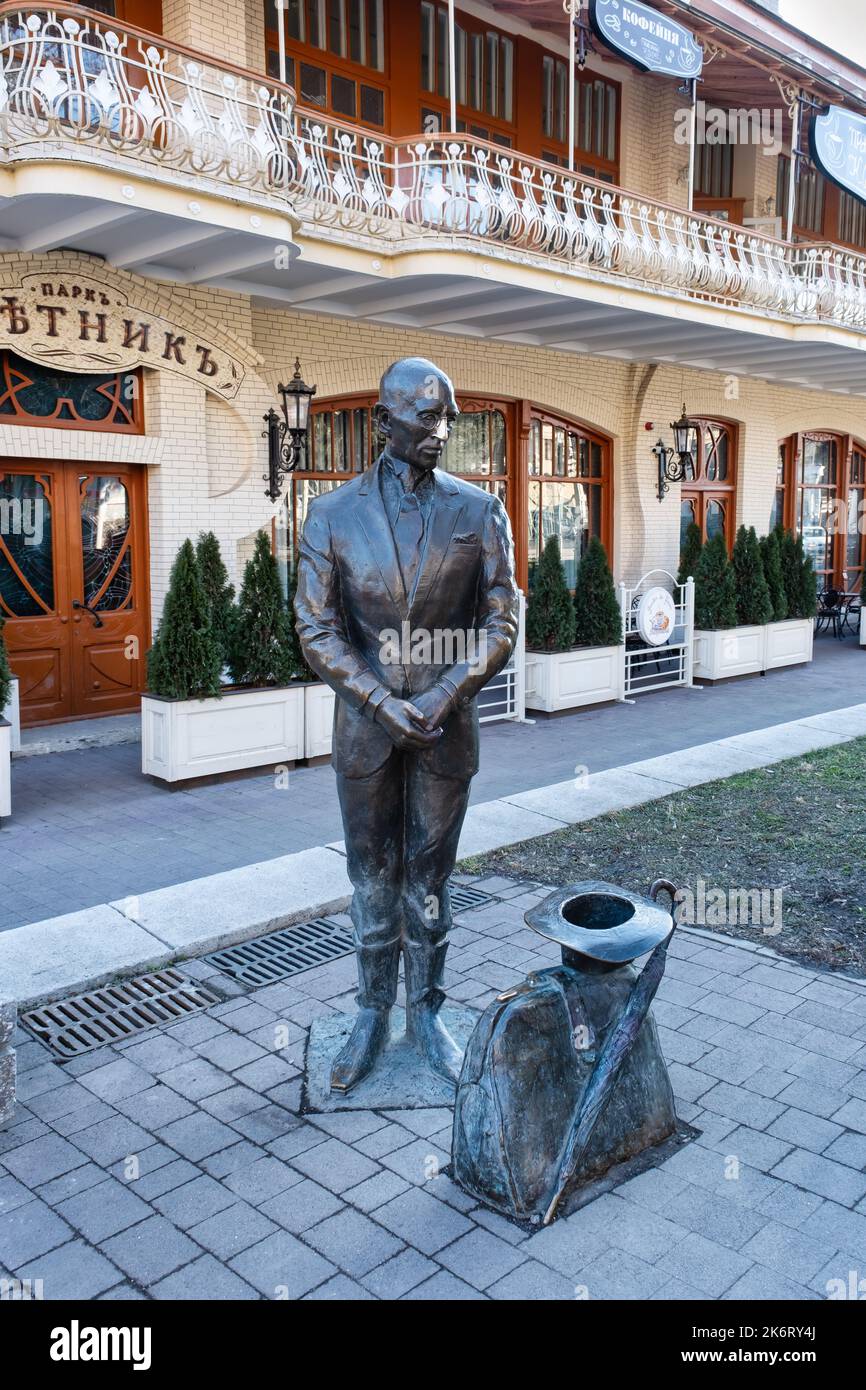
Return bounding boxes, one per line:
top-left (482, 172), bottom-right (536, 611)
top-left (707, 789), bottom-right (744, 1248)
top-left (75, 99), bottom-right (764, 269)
top-left (810, 105), bottom-right (866, 205)
top-left (589, 0), bottom-right (703, 80)
top-left (637, 586), bottom-right (676, 646)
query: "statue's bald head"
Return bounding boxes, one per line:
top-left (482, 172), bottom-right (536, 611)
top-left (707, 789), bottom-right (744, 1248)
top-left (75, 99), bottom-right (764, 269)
top-left (379, 357), bottom-right (454, 411)
top-left (375, 357), bottom-right (459, 472)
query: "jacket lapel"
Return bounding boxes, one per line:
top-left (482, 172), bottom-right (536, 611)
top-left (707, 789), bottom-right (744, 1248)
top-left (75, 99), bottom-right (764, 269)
top-left (355, 456), bottom-right (407, 613)
top-left (410, 471), bottom-right (465, 615)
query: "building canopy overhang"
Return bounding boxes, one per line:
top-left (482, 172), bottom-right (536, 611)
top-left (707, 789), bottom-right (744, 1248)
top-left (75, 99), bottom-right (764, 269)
top-left (485, 0), bottom-right (866, 128)
top-left (249, 242), bottom-right (866, 399)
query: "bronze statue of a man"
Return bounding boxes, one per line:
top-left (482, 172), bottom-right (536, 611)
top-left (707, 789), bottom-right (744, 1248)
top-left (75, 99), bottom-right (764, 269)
top-left (295, 357), bottom-right (519, 1092)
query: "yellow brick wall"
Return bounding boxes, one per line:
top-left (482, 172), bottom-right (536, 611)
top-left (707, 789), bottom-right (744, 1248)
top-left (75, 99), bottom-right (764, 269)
top-left (2, 249), bottom-right (864, 630)
top-left (620, 75), bottom-right (690, 211)
top-left (250, 303), bottom-right (866, 584)
top-left (162, 0), bottom-right (265, 73)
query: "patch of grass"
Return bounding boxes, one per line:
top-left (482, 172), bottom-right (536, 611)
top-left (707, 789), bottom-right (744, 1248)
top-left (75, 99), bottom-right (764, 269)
top-left (462, 737), bottom-right (866, 977)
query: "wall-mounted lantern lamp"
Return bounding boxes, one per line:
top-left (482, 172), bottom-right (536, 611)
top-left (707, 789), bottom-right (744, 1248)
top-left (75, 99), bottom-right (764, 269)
top-left (653, 403), bottom-right (697, 502)
top-left (263, 358), bottom-right (316, 502)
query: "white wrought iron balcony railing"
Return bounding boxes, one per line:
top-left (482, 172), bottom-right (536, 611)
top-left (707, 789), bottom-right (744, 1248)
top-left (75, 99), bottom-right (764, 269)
top-left (0, 3), bottom-right (294, 197)
top-left (1, 4), bottom-right (865, 336)
top-left (290, 113), bottom-right (866, 333)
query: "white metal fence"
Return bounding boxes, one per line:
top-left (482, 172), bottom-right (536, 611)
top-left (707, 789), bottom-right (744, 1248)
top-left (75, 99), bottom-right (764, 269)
top-left (619, 571), bottom-right (694, 700)
top-left (478, 590), bottom-right (526, 724)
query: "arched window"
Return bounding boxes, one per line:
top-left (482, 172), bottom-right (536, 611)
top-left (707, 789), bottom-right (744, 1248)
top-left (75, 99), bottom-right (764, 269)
top-left (279, 391), bottom-right (514, 563)
top-left (527, 409), bottom-right (610, 590)
top-left (776, 432), bottom-right (866, 593)
top-left (0, 351), bottom-right (142, 432)
top-left (278, 393), bottom-right (612, 597)
top-left (679, 420), bottom-right (737, 555)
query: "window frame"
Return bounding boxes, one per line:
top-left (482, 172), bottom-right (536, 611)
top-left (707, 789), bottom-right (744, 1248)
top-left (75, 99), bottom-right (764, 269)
top-left (679, 418), bottom-right (738, 554)
top-left (265, 0), bottom-right (390, 130)
top-left (777, 431), bottom-right (866, 593)
top-left (0, 351), bottom-right (144, 434)
top-left (281, 391), bottom-right (613, 596)
top-left (777, 142), bottom-right (866, 253)
top-left (526, 404), bottom-right (613, 593)
top-left (418, 1), bottom-right (517, 146)
top-left (538, 55), bottom-right (621, 183)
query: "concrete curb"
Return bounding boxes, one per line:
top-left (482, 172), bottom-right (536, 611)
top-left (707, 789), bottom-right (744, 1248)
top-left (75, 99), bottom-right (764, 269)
top-left (3, 703), bottom-right (864, 1009)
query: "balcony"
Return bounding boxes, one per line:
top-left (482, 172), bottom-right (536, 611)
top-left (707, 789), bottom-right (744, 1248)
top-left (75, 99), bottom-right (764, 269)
top-left (0, 5), bottom-right (865, 392)
top-left (0, 3), bottom-right (294, 200)
top-left (0, 2), bottom-right (299, 282)
top-left (287, 113), bottom-right (866, 336)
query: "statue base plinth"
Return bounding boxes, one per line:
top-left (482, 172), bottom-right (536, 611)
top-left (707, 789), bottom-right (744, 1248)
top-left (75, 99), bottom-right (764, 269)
top-left (303, 1004), bottom-right (478, 1113)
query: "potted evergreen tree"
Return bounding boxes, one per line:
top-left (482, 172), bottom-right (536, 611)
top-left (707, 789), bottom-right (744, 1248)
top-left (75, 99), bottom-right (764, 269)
top-left (525, 535), bottom-right (624, 712)
top-left (0, 618), bottom-right (12, 817)
top-left (763, 526), bottom-right (815, 670)
top-left (196, 531), bottom-right (236, 677)
top-left (691, 531), bottom-right (762, 680)
top-left (142, 533), bottom-right (304, 784)
top-left (732, 526), bottom-right (772, 628)
top-left (677, 520), bottom-right (703, 587)
top-left (760, 530), bottom-right (788, 624)
top-left (287, 556), bottom-right (334, 760)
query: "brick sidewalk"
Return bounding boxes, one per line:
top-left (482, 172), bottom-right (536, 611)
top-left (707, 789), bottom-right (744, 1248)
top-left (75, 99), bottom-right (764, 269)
top-left (2, 878), bottom-right (865, 1301)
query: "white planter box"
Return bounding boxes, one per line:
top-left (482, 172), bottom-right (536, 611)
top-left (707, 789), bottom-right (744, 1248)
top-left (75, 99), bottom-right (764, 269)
top-left (304, 682), bottom-right (335, 759)
top-left (142, 685), bottom-right (304, 784)
top-left (0, 719), bottom-right (10, 818)
top-left (693, 625), bottom-right (765, 680)
top-left (1, 678), bottom-right (19, 753)
top-left (763, 618), bottom-right (814, 670)
top-left (525, 644), bottom-right (624, 714)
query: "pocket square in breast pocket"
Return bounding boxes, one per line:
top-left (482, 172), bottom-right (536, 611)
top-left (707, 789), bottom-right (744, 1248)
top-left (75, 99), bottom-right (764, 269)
top-left (453, 532), bottom-right (480, 545)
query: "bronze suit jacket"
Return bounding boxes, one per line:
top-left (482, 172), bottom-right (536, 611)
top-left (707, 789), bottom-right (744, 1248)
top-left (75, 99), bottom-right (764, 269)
top-left (295, 455), bottom-right (519, 780)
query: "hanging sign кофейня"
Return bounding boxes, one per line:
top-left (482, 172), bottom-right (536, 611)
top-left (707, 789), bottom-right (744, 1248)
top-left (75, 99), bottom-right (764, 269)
top-left (589, 0), bottom-right (703, 81)
top-left (810, 105), bottom-right (866, 204)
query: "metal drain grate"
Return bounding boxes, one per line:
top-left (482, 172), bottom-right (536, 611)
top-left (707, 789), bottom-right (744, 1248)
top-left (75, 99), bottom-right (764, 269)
top-left (449, 884), bottom-right (493, 913)
top-left (21, 969), bottom-right (221, 1059)
top-left (204, 884), bottom-right (493, 989)
top-left (205, 917), bottom-right (354, 987)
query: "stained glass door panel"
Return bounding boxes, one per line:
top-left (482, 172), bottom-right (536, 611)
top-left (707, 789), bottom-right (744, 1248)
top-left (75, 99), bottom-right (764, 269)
top-left (0, 466), bottom-right (74, 722)
top-left (69, 469), bottom-right (149, 720)
top-left (0, 461), bottom-right (149, 724)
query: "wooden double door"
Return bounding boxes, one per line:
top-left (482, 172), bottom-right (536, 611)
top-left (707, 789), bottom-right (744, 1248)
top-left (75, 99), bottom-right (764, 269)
top-left (0, 461), bottom-right (150, 724)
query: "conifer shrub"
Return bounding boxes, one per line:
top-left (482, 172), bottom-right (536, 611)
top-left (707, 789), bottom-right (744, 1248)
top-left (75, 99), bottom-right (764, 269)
top-left (573, 536), bottom-right (622, 647)
top-left (732, 524), bottom-right (773, 626)
top-left (229, 531), bottom-right (296, 687)
top-left (760, 530), bottom-right (788, 623)
top-left (0, 617), bottom-right (12, 715)
top-left (147, 539), bottom-right (222, 700)
top-left (196, 531), bottom-right (236, 671)
top-left (526, 536), bottom-right (577, 652)
top-left (778, 527), bottom-right (818, 620)
top-left (694, 532), bottom-right (738, 630)
top-left (677, 520), bottom-right (703, 588)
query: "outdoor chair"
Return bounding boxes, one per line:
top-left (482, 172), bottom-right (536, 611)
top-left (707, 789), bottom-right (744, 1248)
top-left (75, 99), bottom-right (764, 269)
top-left (816, 588), bottom-right (845, 638)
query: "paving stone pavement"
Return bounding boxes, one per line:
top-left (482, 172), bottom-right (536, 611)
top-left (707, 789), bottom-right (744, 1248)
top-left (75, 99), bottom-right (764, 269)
top-left (2, 877), bottom-right (866, 1301)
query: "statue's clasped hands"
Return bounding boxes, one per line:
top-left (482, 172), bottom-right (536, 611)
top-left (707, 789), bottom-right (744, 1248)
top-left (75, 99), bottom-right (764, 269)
top-left (376, 686), bottom-right (453, 751)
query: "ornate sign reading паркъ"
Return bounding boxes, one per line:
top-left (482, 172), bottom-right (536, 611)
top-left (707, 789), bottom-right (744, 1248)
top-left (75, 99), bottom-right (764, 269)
top-left (589, 0), bottom-right (703, 81)
top-left (0, 274), bottom-right (245, 400)
top-left (810, 105), bottom-right (866, 205)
